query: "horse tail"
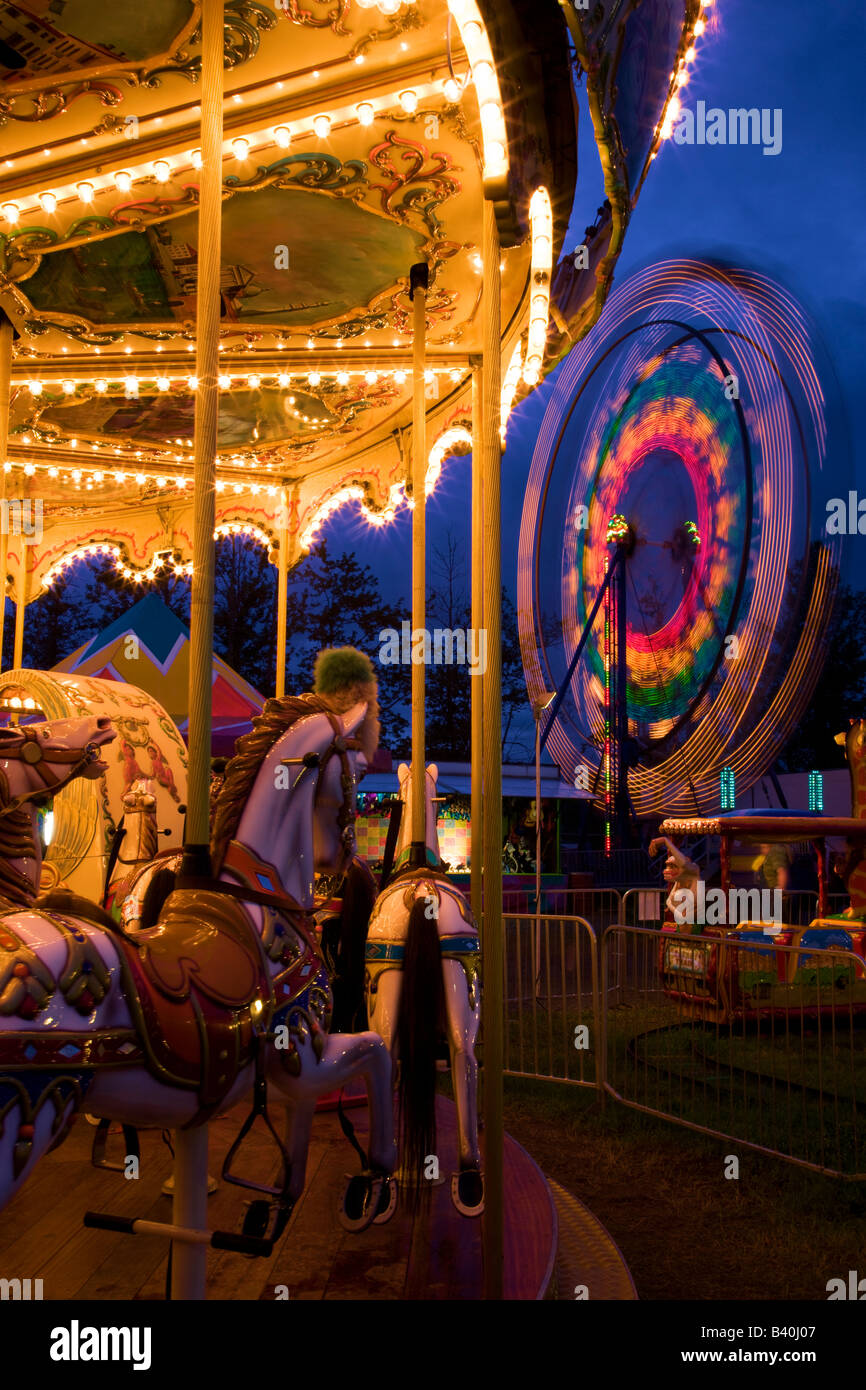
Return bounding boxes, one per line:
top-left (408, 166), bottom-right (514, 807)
top-left (396, 894), bottom-right (444, 1196)
top-left (334, 856), bottom-right (376, 1031)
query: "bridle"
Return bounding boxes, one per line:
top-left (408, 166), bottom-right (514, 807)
top-left (0, 728), bottom-right (104, 821)
top-left (282, 707), bottom-right (364, 860)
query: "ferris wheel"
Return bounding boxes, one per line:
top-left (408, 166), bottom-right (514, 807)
top-left (518, 260), bottom-right (845, 823)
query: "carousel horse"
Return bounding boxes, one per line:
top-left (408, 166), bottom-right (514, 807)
top-left (365, 763), bottom-right (483, 1217)
top-left (0, 699), bottom-right (397, 1235)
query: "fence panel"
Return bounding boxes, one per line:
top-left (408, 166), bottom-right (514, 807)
top-left (602, 925), bottom-right (866, 1178)
top-left (503, 914), bottom-right (600, 1088)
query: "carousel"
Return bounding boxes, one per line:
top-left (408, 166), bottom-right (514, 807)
top-left (0, 0), bottom-right (703, 1299)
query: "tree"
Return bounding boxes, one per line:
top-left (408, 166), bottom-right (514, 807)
top-left (777, 582), bottom-right (866, 771)
top-left (212, 534), bottom-right (276, 694)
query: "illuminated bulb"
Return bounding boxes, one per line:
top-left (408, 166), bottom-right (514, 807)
top-left (153, 160), bottom-right (171, 182)
top-left (357, 102), bottom-right (375, 126)
top-left (2, 202), bottom-right (18, 223)
top-left (365, 371), bottom-right (378, 385)
top-left (337, 371), bottom-right (349, 385)
top-left (94, 378), bottom-right (107, 393)
top-left (394, 370), bottom-right (407, 384)
top-left (156, 476), bottom-right (166, 488)
top-left (29, 381), bottom-right (43, 396)
top-left (23, 463), bottom-right (34, 476)
top-left (135, 472), bottom-right (146, 485)
top-left (247, 373), bottom-right (261, 389)
top-left (191, 149), bottom-right (203, 169)
top-left (125, 375), bottom-right (138, 394)
top-left (278, 372), bottom-right (290, 387)
top-left (378, 0), bottom-right (401, 13)
top-left (694, 17), bottom-right (706, 33)
top-left (685, 45), bottom-right (696, 61)
top-left (114, 171), bottom-right (132, 192)
top-left (76, 181), bottom-right (94, 203)
top-left (113, 471), bottom-right (126, 482)
top-left (188, 376), bottom-right (198, 390)
top-left (157, 376), bottom-right (170, 391)
top-left (355, 0), bottom-right (377, 7)
top-left (313, 114), bottom-right (331, 139)
top-left (62, 380), bottom-right (75, 394)
top-left (232, 137), bottom-right (250, 161)
top-left (274, 125), bottom-right (291, 148)
top-left (93, 470), bottom-right (103, 482)
top-left (308, 371), bottom-right (321, 386)
top-left (39, 191), bottom-right (57, 213)
top-left (219, 375), bottom-right (231, 389)
top-left (399, 90), bottom-right (418, 113)
top-left (676, 71), bottom-right (689, 87)
top-left (443, 78), bottom-right (461, 103)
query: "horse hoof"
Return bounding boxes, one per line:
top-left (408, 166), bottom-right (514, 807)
top-left (338, 1172), bottom-right (384, 1232)
top-left (372, 1175), bottom-right (398, 1225)
top-left (451, 1169), bottom-right (484, 1217)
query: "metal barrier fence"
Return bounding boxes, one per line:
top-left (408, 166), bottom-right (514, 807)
top-left (602, 925), bottom-right (866, 1179)
top-left (619, 889), bottom-right (852, 930)
top-left (503, 914), bottom-right (600, 1088)
top-left (501, 911), bottom-right (866, 1179)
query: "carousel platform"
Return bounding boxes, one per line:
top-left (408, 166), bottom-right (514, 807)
top-left (0, 1096), bottom-right (633, 1301)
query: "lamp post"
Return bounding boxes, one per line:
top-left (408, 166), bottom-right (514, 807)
top-left (533, 692), bottom-right (556, 987)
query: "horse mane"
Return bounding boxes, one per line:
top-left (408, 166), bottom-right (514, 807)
top-left (0, 766), bottom-right (41, 906)
top-left (209, 685), bottom-right (378, 874)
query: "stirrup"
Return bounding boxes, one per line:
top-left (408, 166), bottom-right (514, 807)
top-left (91, 1119), bottom-right (140, 1173)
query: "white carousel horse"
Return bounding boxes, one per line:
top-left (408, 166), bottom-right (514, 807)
top-left (0, 699), bottom-right (397, 1237)
top-left (366, 763), bottom-right (483, 1217)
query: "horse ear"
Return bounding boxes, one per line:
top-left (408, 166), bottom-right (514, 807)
top-left (398, 762), bottom-right (409, 783)
top-left (339, 701), bottom-right (369, 738)
top-left (834, 730), bottom-right (848, 746)
top-left (428, 763), bottom-right (439, 784)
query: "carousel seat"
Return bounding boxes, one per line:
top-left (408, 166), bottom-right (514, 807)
top-left (37, 888), bottom-right (118, 933)
top-left (109, 887), bottom-right (271, 1114)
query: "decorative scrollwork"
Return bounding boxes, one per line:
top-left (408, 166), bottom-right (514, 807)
top-left (348, 5), bottom-right (424, 59)
top-left (22, 316), bottom-right (123, 347)
top-left (276, 0), bottom-right (350, 35)
top-left (0, 925), bottom-right (55, 1019)
top-left (0, 80), bottom-right (125, 128)
top-left (369, 132), bottom-right (461, 238)
top-left (224, 152), bottom-right (367, 194)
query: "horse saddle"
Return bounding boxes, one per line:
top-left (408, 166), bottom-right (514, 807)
top-left (111, 888), bottom-right (272, 1118)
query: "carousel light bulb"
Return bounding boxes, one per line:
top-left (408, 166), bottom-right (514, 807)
top-left (308, 371), bottom-right (321, 386)
top-left (156, 476), bottom-right (166, 487)
top-left (191, 149), bottom-right (203, 169)
top-left (135, 472), bottom-right (146, 484)
top-left (399, 89), bottom-right (418, 113)
top-left (157, 376), bottom-right (170, 391)
top-left (153, 160), bottom-right (171, 182)
top-left (313, 113), bottom-right (331, 139)
top-left (29, 381), bottom-right (43, 396)
top-left (219, 374), bottom-right (231, 389)
top-left (124, 375), bottom-right (138, 394)
top-left (38, 191), bottom-right (57, 213)
top-left (694, 17), bottom-right (706, 34)
top-left (274, 125), bottom-right (291, 147)
top-left (365, 371), bottom-right (378, 385)
top-left (23, 462), bottom-right (34, 476)
top-left (94, 378), bottom-right (107, 393)
top-left (337, 371), bottom-right (349, 385)
top-left (188, 375), bottom-right (198, 390)
top-left (357, 102), bottom-right (375, 126)
top-left (62, 380), bottom-right (75, 394)
top-left (394, 369), bottom-right (407, 384)
top-left (114, 171), bottom-right (132, 192)
top-left (443, 78), bottom-right (461, 103)
top-left (2, 202), bottom-right (18, 223)
top-left (76, 181), bottom-right (94, 203)
top-left (93, 469), bottom-right (103, 482)
top-left (356, 0), bottom-right (377, 7)
top-left (232, 137), bottom-right (250, 161)
top-left (378, 0), bottom-right (401, 13)
top-left (247, 373), bottom-right (261, 389)
top-left (685, 44), bottom-right (697, 61)
top-left (278, 372), bottom-right (290, 387)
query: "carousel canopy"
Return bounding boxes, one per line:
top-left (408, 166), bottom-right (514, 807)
top-left (0, 0), bottom-right (700, 600)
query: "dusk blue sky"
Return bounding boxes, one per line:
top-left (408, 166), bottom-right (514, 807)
top-left (324, 0), bottom-right (866, 605)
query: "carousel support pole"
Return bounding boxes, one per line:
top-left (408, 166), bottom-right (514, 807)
top-left (0, 312), bottom-right (12, 671)
top-left (12, 549), bottom-right (25, 670)
top-left (409, 262), bottom-right (430, 861)
top-left (173, 0), bottom-right (224, 1302)
top-left (480, 198), bottom-right (503, 1300)
top-left (470, 357), bottom-right (484, 925)
top-left (275, 487), bottom-right (289, 698)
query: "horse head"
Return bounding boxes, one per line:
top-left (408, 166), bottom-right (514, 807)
top-left (396, 761), bottom-right (441, 863)
top-left (0, 715), bottom-right (114, 803)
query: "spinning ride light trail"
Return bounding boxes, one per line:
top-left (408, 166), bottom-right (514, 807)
top-left (519, 261), bottom-right (845, 819)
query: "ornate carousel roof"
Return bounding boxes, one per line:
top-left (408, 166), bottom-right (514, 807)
top-left (0, 0), bottom-right (703, 593)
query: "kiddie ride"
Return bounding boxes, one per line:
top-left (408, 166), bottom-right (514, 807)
top-left (651, 722), bottom-right (866, 1024)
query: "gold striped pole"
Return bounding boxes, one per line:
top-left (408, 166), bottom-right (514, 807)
top-left (470, 357), bottom-right (484, 924)
top-left (410, 263), bottom-right (429, 854)
top-left (481, 198), bottom-right (503, 1298)
top-left (0, 313), bottom-right (12, 671)
top-left (275, 487), bottom-right (289, 697)
top-left (172, 0), bottom-right (224, 1302)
